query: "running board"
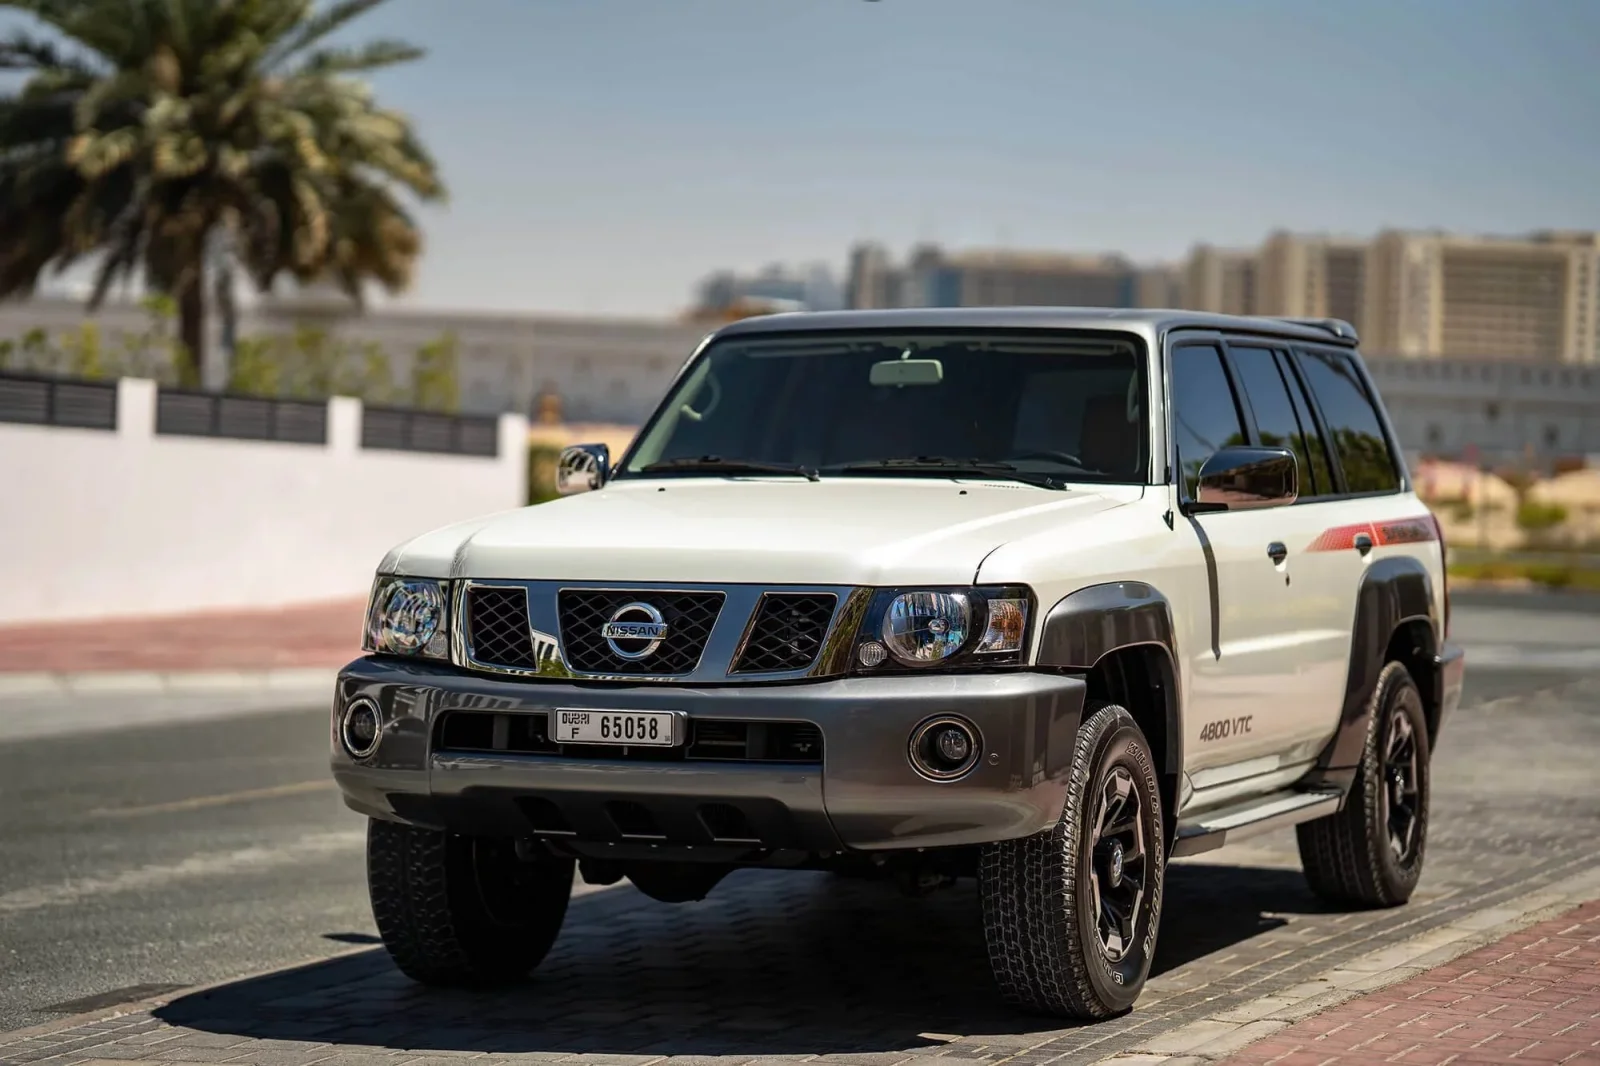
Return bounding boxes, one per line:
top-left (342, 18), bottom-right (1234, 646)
top-left (1171, 788), bottom-right (1343, 857)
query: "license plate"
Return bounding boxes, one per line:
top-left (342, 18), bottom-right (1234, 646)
top-left (553, 709), bottom-right (680, 747)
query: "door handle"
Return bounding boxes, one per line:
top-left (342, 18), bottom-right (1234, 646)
top-left (1354, 533), bottom-right (1374, 557)
top-left (1267, 541), bottom-right (1288, 565)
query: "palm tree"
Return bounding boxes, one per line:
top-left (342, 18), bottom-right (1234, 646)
top-left (0, 0), bottom-right (444, 384)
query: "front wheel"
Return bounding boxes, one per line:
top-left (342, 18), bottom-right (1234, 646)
top-left (366, 819), bottom-right (575, 986)
top-left (1297, 661), bottom-right (1431, 907)
top-left (979, 704), bottom-right (1166, 1019)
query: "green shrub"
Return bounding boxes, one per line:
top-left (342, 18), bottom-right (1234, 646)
top-left (1515, 501), bottom-right (1568, 532)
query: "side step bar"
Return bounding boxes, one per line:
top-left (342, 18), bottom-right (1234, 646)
top-left (1171, 788), bottom-right (1344, 858)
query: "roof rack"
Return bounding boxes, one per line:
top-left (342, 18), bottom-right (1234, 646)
top-left (1274, 317), bottom-right (1359, 343)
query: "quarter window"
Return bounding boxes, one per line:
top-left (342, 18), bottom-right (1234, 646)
top-left (1229, 345), bottom-right (1330, 498)
top-left (1295, 350), bottom-right (1401, 494)
top-left (1170, 344), bottom-right (1247, 499)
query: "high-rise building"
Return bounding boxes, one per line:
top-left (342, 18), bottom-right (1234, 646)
top-left (1255, 231), bottom-right (1368, 324)
top-left (1181, 245), bottom-right (1258, 316)
top-left (1135, 265), bottom-right (1183, 309)
top-left (1363, 231), bottom-right (1599, 362)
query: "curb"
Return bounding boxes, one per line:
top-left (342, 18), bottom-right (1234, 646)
top-left (0, 669), bottom-right (340, 744)
top-left (1093, 860), bottom-right (1600, 1065)
top-left (0, 667), bottom-right (340, 701)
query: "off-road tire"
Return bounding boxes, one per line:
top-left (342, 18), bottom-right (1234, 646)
top-left (367, 818), bottom-right (574, 986)
top-left (979, 704), bottom-right (1166, 1019)
top-left (1297, 661), bottom-right (1431, 908)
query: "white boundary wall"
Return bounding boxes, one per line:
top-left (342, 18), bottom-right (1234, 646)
top-left (0, 378), bottom-right (528, 624)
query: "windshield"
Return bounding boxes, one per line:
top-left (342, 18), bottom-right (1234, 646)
top-left (619, 329), bottom-right (1149, 485)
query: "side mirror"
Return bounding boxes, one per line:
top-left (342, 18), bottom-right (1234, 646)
top-left (556, 443), bottom-right (611, 496)
top-left (1189, 446), bottom-right (1298, 513)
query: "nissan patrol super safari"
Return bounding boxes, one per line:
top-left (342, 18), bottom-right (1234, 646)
top-left (333, 307), bottom-right (1465, 1020)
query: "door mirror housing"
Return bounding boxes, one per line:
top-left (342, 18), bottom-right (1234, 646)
top-left (556, 443), bottom-right (611, 496)
top-left (1186, 446), bottom-right (1298, 513)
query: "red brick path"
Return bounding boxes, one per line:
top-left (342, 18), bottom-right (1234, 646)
top-left (1223, 898), bottom-right (1600, 1065)
top-left (0, 598), bottom-right (366, 672)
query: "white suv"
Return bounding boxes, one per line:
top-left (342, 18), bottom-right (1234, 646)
top-left (334, 308), bottom-right (1465, 1020)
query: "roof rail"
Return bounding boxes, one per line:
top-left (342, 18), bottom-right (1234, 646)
top-left (1275, 317), bottom-right (1359, 344)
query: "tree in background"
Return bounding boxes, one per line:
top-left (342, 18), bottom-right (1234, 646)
top-left (0, 292), bottom-right (185, 379)
top-left (410, 330), bottom-right (458, 412)
top-left (225, 325), bottom-right (395, 407)
top-left (0, 0), bottom-right (445, 384)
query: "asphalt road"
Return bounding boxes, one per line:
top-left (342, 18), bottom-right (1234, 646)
top-left (1, 593), bottom-right (1597, 1036)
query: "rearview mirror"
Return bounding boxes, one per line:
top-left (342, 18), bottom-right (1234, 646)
top-left (869, 358), bottom-right (944, 387)
top-left (556, 443), bottom-right (611, 496)
top-left (1188, 446), bottom-right (1297, 513)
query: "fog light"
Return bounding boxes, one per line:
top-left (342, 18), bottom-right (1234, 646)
top-left (908, 715), bottom-right (982, 781)
top-left (340, 697), bottom-right (383, 759)
top-left (935, 725), bottom-right (971, 763)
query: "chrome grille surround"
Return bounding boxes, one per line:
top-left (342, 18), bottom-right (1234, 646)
top-left (455, 580), bottom-right (870, 683)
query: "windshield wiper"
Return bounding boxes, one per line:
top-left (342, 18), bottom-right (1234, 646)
top-left (825, 456), bottom-right (1066, 490)
top-left (640, 455), bottom-right (821, 482)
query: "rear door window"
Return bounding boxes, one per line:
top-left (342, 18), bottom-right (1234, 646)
top-left (1227, 344), bottom-right (1333, 498)
top-left (1294, 349), bottom-right (1402, 494)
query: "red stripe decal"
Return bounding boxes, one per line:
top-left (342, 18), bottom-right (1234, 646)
top-left (1306, 516), bottom-right (1438, 553)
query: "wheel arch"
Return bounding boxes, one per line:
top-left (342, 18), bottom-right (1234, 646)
top-left (1036, 582), bottom-right (1183, 847)
top-left (1304, 555), bottom-right (1441, 794)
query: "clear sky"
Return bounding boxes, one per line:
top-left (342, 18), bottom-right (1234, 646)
top-left (13, 0), bottom-right (1600, 318)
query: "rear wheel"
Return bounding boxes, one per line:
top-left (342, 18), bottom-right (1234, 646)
top-left (979, 704), bottom-right (1166, 1019)
top-left (1297, 661), bottom-right (1431, 907)
top-left (367, 819), bottom-right (574, 986)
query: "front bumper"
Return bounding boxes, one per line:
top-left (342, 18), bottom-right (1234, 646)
top-left (331, 656), bottom-right (1087, 856)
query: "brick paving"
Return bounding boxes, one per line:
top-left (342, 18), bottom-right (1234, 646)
top-left (1220, 898), bottom-right (1600, 1065)
top-left (0, 600), bottom-right (364, 673)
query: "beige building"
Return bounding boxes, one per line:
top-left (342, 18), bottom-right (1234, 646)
top-left (1255, 231), bottom-right (1368, 325)
top-left (1181, 245), bottom-right (1258, 316)
top-left (1363, 230), bottom-right (1598, 363)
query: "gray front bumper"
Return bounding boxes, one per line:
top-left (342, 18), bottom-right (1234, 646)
top-left (331, 656), bottom-right (1087, 855)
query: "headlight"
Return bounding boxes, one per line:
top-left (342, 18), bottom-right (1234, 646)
top-left (881, 591), bottom-right (971, 664)
top-left (364, 577), bottom-right (449, 659)
top-left (856, 585), bottom-right (1032, 671)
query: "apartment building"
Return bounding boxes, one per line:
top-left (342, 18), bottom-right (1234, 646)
top-left (1255, 231), bottom-right (1368, 325)
top-left (1180, 244), bottom-right (1258, 316)
top-left (1363, 230), bottom-right (1598, 362)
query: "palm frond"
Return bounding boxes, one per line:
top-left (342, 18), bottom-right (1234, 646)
top-left (0, 28), bottom-right (100, 75)
top-left (262, 0), bottom-right (389, 70)
top-left (0, 0), bottom-right (143, 67)
top-left (292, 38), bottom-right (422, 77)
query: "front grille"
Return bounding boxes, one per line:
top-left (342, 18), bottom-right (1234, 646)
top-left (731, 593), bottom-right (837, 674)
top-left (466, 586), bottom-right (536, 669)
top-left (434, 711), bottom-right (823, 765)
top-left (558, 590), bottom-right (723, 675)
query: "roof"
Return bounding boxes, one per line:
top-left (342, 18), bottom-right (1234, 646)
top-left (709, 307), bottom-right (1360, 346)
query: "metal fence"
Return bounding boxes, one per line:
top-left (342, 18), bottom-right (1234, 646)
top-left (0, 371), bottom-right (118, 431)
top-left (360, 405), bottom-right (499, 458)
top-left (155, 388), bottom-right (328, 445)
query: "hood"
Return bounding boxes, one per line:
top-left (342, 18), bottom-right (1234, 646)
top-left (383, 477), bottom-right (1142, 587)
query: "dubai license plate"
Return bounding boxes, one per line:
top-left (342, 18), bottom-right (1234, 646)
top-left (553, 709), bottom-right (679, 747)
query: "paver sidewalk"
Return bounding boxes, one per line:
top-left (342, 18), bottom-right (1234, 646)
top-left (1218, 898), bottom-right (1600, 1065)
top-left (0, 599), bottom-right (364, 674)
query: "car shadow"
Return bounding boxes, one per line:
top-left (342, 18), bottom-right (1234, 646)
top-left (156, 862), bottom-right (1324, 1056)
